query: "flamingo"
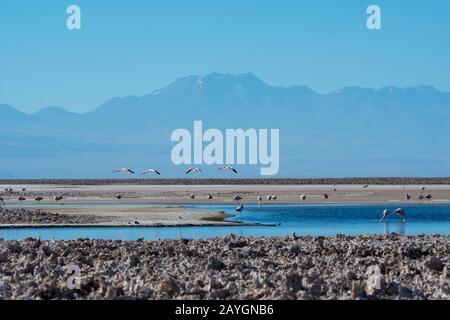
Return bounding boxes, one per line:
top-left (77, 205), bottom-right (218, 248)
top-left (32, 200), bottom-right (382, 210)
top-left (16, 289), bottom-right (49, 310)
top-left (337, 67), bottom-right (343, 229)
top-left (207, 194), bottom-right (213, 200)
top-left (54, 193), bottom-right (66, 201)
top-left (300, 194), bottom-right (306, 201)
top-left (235, 205), bottom-right (244, 213)
top-left (113, 168), bottom-right (135, 174)
top-left (324, 193), bottom-right (329, 200)
top-left (363, 185), bottom-right (369, 189)
top-left (267, 195), bottom-right (272, 200)
top-left (395, 208), bottom-right (407, 223)
top-left (186, 168), bottom-right (202, 175)
top-left (234, 195), bottom-right (243, 202)
top-left (380, 209), bottom-right (389, 222)
top-left (219, 166), bottom-right (238, 174)
top-left (405, 193), bottom-right (411, 200)
top-left (426, 194), bottom-right (432, 199)
top-left (190, 194), bottom-right (196, 199)
top-left (272, 195), bottom-right (277, 200)
top-left (380, 208), bottom-right (406, 223)
top-left (35, 197), bottom-right (43, 202)
top-left (116, 195), bottom-right (123, 200)
top-left (257, 196), bottom-right (262, 204)
top-left (18, 197), bottom-right (26, 201)
top-left (0, 197), bottom-right (4, 206)
top-left (142, 169), bottom-right (161, 175)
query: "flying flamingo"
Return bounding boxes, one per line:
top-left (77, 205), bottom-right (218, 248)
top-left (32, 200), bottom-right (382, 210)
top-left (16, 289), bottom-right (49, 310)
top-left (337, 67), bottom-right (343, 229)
top-left (219, 166), bottom-right (238, 174)
top-left (113, 168), bottom-right (135, 174)
top-left (186, 168), bottom-right (202, 175)
top-left (142, 169), bottom-right (161, 175)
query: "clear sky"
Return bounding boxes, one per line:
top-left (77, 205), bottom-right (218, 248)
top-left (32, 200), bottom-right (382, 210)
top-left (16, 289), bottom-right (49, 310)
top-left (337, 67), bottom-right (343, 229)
top-left (1, 0), bottom-right (449, 113)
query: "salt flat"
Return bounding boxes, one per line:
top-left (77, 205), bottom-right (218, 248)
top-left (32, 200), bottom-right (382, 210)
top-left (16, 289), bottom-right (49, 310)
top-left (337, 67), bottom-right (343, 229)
top-left (1, 183), bottom-right (449, 205)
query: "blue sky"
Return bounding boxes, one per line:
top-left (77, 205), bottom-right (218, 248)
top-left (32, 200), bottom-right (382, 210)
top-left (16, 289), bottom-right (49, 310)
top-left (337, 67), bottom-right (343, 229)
top-left (1, 0), bottom-right (449, 113)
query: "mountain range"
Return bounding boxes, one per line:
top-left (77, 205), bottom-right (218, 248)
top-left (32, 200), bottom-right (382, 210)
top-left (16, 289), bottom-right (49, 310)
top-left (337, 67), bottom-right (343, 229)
top-left (1, 72), bottom-right (450, 178)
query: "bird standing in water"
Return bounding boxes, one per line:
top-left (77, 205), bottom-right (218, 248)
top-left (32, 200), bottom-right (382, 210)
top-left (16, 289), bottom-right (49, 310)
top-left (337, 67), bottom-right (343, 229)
top-left (380, 208), bottom-right (406, 223)
top-left (257, 196), bottom-right (263, 205)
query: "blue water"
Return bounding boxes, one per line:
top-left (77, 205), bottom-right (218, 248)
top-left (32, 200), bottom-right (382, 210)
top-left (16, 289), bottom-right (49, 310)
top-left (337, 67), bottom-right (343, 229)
top-left (0, 204), bottom-right (449, 240)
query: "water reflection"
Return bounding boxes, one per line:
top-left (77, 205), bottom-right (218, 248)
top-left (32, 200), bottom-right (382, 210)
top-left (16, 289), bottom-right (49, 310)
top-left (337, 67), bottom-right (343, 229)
top-left (383, 221), bottom-right (406, 235)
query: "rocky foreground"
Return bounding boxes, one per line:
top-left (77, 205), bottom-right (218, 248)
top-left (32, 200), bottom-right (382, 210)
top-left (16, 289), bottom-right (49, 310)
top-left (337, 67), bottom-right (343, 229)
top-left (0, 235), bottom-right (449, 300)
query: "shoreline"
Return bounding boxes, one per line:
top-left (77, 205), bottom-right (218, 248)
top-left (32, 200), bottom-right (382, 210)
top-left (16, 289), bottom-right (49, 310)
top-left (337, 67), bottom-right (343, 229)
top-left (0, 222), bottom-right (273, 229)
top-left (5, 199), bottom-right (450, 205)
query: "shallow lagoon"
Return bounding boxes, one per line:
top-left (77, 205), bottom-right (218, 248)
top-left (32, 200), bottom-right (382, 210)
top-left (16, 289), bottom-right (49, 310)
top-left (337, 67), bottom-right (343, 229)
top-left (1, 203), bottom-right (449, 240)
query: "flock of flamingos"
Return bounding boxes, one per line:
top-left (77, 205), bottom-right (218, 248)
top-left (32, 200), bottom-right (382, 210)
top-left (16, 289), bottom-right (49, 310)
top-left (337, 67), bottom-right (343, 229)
top-left (0, 165), bottom-right (437, 223)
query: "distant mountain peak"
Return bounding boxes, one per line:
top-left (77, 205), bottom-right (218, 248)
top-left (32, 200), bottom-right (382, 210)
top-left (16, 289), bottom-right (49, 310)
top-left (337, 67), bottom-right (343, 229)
top-left (33, 106), bottom-right (78, 115)
top-left (174, 72), bottom-right (267, 87)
